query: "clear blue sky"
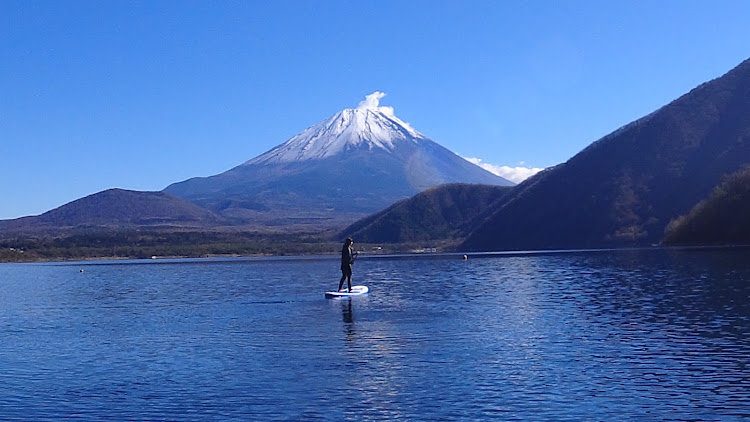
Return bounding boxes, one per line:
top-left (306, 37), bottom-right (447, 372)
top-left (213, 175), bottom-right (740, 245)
top-left (1, 1), bottom-right (749, 219)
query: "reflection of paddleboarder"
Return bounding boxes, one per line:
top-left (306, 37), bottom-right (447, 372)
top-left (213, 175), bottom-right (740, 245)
top-left (342, 299), bottom-right (353, 324)
top-left (338, 238), bottom-right (358, 292)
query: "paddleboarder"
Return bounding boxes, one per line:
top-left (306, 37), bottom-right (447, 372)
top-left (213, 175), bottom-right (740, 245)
top-left (338, 238), bottom-right (358, 292)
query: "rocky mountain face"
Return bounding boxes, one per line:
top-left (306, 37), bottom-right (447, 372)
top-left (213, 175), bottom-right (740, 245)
top-left (164, 92), bottom-right (513, 228)
top-left (460, 58), bottom-right (750, 251)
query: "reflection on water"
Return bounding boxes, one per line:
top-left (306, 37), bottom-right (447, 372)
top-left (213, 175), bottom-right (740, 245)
top-left (341, 299), bottom-right (354, 324)
top-left (0, 249), bottom-right (749, 420)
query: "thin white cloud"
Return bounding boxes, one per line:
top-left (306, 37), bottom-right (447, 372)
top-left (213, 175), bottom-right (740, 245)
top-left (463, 157), bottom-right (544, 183)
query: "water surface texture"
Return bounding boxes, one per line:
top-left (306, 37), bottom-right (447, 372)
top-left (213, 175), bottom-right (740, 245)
top-left (1, 249), bottom-right (749, 420)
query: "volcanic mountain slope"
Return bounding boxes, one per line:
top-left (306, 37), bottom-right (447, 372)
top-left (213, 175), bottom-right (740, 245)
top-left (164, 92), bottom-right (513, 227)
top-left (461, 57), bottom-right (750, 252)
top-left (0, 189), bottom-right (223, 234)
top-left (339, 183), bottom-right (513, 243)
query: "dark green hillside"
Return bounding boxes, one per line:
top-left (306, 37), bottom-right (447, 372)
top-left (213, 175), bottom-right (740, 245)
top-left (0, 189), bottom-right (223, 233)
top-left (663, 166), bottom-right (750, 245)
top-left (339, 183), bottom-right (512, 243)
top-left (461, 57), bottom-right (750, 252)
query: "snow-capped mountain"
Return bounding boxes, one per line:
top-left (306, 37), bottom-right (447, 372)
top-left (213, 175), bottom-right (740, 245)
top-left (247, 92), bottom-right (425, 164)
top-left (164, 92), bottom-right (513, 228)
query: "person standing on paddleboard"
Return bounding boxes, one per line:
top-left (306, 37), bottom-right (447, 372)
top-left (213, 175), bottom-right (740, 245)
top-left (338, 238), bottom-right (358, 292)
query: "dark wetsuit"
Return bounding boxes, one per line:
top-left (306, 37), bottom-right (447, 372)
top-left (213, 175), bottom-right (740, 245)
top-left (338, 244), bottom-right (354, 291)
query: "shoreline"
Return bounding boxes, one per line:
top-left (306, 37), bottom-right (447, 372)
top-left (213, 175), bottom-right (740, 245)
top-left (4, 243), bottom-right (749, 265)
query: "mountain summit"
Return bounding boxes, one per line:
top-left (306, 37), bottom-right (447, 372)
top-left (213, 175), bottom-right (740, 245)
top-left (247, 92), bottom-right (425, 164)
top-left (165, 92), bottom-right (512, 227)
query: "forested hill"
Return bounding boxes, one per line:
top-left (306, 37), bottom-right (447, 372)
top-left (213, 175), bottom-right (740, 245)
top-left (339, 183), bottom-right (513, 243)
top-left (662, 166), bottom-right (750, 246)
top-left (460, 57), bottom-right (750, 252)
top-left (0, 189), bottom-right (223, 233)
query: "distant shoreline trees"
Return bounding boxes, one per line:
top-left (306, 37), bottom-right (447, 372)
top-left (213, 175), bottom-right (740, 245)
top-left (0, 231), bottom-right (341, 262)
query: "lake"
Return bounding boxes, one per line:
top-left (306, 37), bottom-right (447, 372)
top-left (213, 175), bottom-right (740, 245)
top-left (1, 248), bottom-right (749, 421)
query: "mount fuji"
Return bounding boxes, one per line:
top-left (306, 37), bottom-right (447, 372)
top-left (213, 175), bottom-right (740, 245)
top-left (164, 92), bottom-right (513, 227)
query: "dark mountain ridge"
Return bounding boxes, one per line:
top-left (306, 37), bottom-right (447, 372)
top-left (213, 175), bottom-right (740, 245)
top-left (461, 57), bottom-right (750, 251)
top-left (340, 183), bottom-right (513, 243)
top-left (0, 189), bottom-right (223, 234)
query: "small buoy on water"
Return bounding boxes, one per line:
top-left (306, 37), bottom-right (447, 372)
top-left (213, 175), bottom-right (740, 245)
top-left (79, 269), bottom-right (84, 273)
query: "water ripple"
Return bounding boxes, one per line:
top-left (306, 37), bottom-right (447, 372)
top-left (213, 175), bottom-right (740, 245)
top-left (0, 250), bottom-right (749, 420)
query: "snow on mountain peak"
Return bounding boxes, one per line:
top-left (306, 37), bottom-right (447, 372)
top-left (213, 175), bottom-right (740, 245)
top-left (247, 92), bottom-right (426, 165)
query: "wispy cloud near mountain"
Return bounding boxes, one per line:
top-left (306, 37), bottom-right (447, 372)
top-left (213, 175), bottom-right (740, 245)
top-left (463, 157), bottom-right (544, 183)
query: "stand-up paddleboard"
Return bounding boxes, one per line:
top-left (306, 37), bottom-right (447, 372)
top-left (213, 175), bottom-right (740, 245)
top-left (325, 285), bottom-right (368, 298)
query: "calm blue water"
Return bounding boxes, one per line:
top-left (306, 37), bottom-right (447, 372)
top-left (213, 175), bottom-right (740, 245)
top-left (1, 248), bottom-right (749, 421)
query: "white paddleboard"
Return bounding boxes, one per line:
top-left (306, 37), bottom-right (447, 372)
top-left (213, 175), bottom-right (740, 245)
top-left (325, 285), bottom-right (368, 298)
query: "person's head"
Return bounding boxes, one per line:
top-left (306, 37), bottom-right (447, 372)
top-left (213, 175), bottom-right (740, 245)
top-left (344, 238), bottom-right (353, 247)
